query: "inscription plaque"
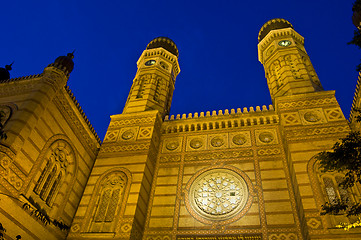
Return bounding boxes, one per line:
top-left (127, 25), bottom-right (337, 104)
top-left (176, 234), bottom-right (262, 240)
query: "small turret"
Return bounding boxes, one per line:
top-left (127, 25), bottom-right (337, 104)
top-left (0, 63), bottom-right (13, 82)
top-left (48, 52), bottom-right (75, 74)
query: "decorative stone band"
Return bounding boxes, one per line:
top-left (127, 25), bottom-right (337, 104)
top-left (99, 143), bottom-right (151, 153)
top-left (285, 125), bottom-right (349, 138)
top-left (277, 98), bottom-right (337, 110)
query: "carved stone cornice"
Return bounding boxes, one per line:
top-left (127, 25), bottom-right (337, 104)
top-left (0, 76), bottom-right (41, 98)
top-left (54, 88), bottom-right (100, 157)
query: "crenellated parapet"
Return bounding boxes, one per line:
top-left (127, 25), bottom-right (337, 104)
top-left (162, 105), bottom-right (278, 134)
top-left (0, 73), bottom-right (43, 83)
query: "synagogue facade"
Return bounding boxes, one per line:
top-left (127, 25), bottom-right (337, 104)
top-left (0, 18), bottom-right (360, 240)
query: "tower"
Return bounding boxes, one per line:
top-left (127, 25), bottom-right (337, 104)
top-left (258, 19), bottom-right (323, 102)
top-left (123, 37), bottom-right (180, 118)
top-left (68, 37), bottom-right (180, 240)
top-left (258, 19), bottom-right (352, 239)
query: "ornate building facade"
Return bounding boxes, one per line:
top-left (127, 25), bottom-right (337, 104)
top-left (0, 19), bottom-right (360, 240)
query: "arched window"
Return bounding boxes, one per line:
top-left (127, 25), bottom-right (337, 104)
top-left (89, 171), bottom-right (127, 233)
top-left (34, 140), bottom-right (73, 206)
top-left (319, 172), bottom-right (361, 224)
top-left (322, 177), bottom-right (337, 203)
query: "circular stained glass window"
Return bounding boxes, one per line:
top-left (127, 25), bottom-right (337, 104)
top-left (189, 169), bottom-right (249, 221)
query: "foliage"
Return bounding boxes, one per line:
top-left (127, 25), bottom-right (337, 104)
top-left (22, 200), bottom-right (70, 231)
top-left (317, 131), bottom-right (361, 189)
top-left (316, 107), bottom-right (361, 227)
top-left (350, 0), bottom-right (361, 71)
top-left (0, 223), bottom-right (5, 240)
top-left (337, 217), bottom-right (361, 230)
top-left (353, 0), bottom-right (361, 12)
top-left (316, 131), bottom-right (361, 217)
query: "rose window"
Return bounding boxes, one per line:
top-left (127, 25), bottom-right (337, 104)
top-left (189, 169), bottom-right (249, 221)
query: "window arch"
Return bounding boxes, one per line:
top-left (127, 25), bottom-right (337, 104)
top-left (33, 139), bottom-right (74, 206)
top-left (88, 171), bottom-right (129, 233)
top-left (311, 159), bottom-right (361, 226)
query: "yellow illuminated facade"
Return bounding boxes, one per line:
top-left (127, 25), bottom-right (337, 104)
top-left (0, 19), bottom-right (360, 240)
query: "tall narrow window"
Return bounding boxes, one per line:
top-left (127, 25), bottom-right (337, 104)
top-left (34, 140), bottom-right (73, 206)
top-left (335, 176), bottom-right (351, 203)
top-left (40, 166), bottom-right (57, 200)
top-left (46, 172), bottom-right (62, 205)
top-left (323, 177), bottom-right (337, 203)
top-left (34, 160), bottom-right (51, 194)
top-left (90, 172), bottom-right (127, 232)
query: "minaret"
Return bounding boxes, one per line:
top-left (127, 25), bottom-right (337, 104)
top-left (68, 38), bottom-right (180, 239)
top-left (123, 37), bottom-right (180, 117)
top-left (258, 18), bottom-right (323, 102)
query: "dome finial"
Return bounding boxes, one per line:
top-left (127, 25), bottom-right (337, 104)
top-left (0, 62), bottom-right (14, 81)
top-left (258, 18), bottom-right (293, 42)
top-left (5, 62), bottom-right (14, 71)
top-left (53, 52), bottom-right (75, 73)
top-left (146, 37), bottom-right (179, 57)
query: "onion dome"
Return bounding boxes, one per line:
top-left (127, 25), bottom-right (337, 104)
top-left (0, 63), bottom-right (13, 82)
top-left (258, 18), bottom-right (294, 42)
top-left (146, 37), bottom-right (179, 57)
top-left (53, 52), bottom-right (74, 73)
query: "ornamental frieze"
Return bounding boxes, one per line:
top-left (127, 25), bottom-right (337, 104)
top-left (176, 234), bottom-right (262, 240)
top-left (257, 148), bottom-right (281, 156)
top-left (55, 94), bottom-right (99, 154)
top-left (109, 116), bottom-right (156, 128)
top-left (184, 150), bottom-right (253, 161)
top-left (277, 98), bottom-right (337, 109)
top-left (285, 125), bottom-right (349, 138)
top-left (99, 143), bottom-right (150, 153)
top-left (159, 155), bottom-right (181, 163)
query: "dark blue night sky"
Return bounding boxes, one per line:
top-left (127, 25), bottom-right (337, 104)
top-left (0, 0), bottom-right (358, 139)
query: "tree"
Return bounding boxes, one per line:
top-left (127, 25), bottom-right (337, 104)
top-left (351, 0), bottom-right (361, 71)
top-left (316, 130), bottom-right (361, 217)
top-left (318, 1), bottom-right (361, 222)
